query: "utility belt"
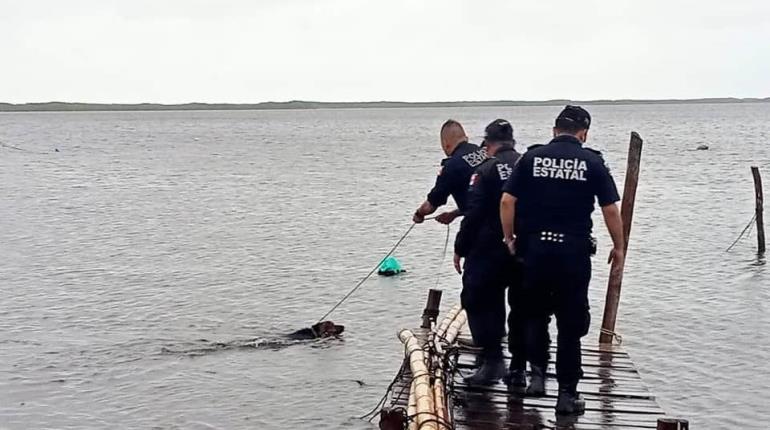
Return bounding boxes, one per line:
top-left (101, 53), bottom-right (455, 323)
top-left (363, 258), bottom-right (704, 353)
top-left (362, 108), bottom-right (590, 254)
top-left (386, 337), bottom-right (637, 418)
top-left (525, 231), bottom-right (597, 256)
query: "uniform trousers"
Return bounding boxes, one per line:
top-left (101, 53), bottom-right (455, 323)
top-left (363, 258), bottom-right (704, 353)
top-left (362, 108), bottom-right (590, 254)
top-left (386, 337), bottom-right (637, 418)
top-left (461, 248), bottom-right (524, 364)
top-left (520, 233), bottom-right (592, 389)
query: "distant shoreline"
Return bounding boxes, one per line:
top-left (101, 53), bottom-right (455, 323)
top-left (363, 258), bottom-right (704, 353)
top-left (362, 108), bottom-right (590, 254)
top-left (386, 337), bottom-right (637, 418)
top-left (1, 98), bottom-right (768, 112)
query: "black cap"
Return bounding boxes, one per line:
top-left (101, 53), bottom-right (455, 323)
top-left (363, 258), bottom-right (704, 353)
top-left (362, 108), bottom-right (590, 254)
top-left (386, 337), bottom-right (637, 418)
top-left (555, 105), bottom-right (591, 130)
top-left (482, 119), bottom-right (514, 146)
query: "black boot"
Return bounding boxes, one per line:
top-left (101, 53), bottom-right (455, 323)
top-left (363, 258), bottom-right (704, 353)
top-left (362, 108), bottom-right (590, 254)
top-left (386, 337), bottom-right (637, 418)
top-left (503, 366), bottom-right (527, 388)
top-left (464, 357), bottom-right (504, 386)
top-left (555, 387), bottom-right (585, 415)
top-left (525, 365), bottom-right (546, 397)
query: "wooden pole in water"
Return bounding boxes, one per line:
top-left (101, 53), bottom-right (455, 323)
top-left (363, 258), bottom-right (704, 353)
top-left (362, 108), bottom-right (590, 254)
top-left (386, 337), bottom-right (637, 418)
top-left (657, 418), bottom-right (689, 429)
top-left (751, 166), bottom-right (766, 255)
top-left (421, 289), bottom-right (442, 329)
top-left (600, 132), bottom-right (643, 344)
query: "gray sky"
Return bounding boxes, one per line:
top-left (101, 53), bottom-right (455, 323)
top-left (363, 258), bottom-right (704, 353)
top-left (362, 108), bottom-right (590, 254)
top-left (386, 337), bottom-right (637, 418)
top-left (1, 0), bottom-right (768, 103)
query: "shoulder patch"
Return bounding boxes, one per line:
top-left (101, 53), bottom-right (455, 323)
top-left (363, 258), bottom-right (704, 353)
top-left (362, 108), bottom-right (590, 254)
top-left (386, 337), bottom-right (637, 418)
top-left (469, 173), bottom-right (480, 187)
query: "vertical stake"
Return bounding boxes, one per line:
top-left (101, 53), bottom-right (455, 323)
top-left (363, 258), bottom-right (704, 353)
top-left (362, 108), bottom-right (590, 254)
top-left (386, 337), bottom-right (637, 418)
top-left (421, 289), bottom-right (442, 328)
top-left (751, 166), bottom-right (765, 255)
top-left (600, 132), bottom-right (643, 344)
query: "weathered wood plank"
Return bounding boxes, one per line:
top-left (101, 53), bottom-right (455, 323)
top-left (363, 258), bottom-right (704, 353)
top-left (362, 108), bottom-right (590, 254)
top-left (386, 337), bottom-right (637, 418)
top-left (383, 326), bottom-right (668, 430)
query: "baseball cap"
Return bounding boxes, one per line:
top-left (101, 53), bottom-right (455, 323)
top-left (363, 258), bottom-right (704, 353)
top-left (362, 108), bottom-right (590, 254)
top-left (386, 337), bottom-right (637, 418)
top-left (482, 119), bottom-right (514, 146)
top-left (555, 105), bottom-right (591, 130)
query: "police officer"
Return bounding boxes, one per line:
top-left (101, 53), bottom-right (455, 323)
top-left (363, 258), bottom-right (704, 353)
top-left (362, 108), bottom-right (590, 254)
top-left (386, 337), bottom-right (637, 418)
top-left (499, 106), bottom-right (625, 414)
top-left (413, 120), bottom-right (487, 225)
top-left (453, 119), bottom-right (522, 385)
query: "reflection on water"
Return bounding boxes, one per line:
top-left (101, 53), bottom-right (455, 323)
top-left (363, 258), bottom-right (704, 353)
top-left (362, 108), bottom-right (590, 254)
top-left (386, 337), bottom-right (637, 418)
top-left (1, 104), bottom-right (769, 429)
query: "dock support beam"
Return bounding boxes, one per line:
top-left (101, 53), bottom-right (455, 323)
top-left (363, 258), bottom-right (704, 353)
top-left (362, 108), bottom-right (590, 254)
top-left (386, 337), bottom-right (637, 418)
top-left (751, 166), bottom-right (766, 255)
top-left (657, 418), bottom-right (689, 429)
top-left (600, 132), bottom-right (643, 344)
top-left (421, 289), bottom-right (442, 329)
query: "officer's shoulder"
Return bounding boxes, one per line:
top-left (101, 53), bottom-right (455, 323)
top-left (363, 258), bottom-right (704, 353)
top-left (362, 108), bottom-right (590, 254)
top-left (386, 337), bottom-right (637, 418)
top-left (527, 143), bottom-right (545, 151)
top-left (582, 147), bottom-right (614, 171)
top-left (476, 156), bottom-right (497, 172)
top-left (582, 147), bottom-right (607, 162)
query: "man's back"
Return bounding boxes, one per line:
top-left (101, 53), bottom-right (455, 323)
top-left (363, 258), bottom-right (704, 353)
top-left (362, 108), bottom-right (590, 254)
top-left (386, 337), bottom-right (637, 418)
top-left (455, 145), bottom-right (520, 257)
top-left (506, 135), bottom-right (618, 236)
top-left (428, 141), bottom-right (487, 213)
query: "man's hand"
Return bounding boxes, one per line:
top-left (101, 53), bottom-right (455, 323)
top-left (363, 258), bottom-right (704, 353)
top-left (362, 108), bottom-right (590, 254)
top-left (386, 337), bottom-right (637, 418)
top-left (608, 247), bottom-right (625, 266)
top-left (413, 201), bottom-right (436, 224)
top-left (453, 253), bottom-right (463, 274)
top-left (435, 211), bottom-right (458, 225)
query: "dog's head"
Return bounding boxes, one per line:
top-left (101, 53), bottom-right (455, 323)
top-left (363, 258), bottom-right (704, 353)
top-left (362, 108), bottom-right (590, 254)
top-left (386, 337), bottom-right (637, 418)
top-left (312, 321), bottom-right (345, 337)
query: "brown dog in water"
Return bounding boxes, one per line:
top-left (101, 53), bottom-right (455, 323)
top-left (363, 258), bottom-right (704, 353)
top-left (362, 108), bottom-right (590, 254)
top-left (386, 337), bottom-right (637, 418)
top-left (287, 321), bottom-right (345, 340)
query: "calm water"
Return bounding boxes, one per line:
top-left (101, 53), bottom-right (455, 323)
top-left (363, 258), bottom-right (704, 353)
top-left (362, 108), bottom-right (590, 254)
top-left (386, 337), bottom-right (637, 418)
top-left (1, 104), bottom-right (768, 429)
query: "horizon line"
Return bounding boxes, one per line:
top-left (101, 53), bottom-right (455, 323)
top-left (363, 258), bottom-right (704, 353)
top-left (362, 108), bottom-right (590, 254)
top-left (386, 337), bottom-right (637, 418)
top-left (1, 97), bottom-right (769, 112)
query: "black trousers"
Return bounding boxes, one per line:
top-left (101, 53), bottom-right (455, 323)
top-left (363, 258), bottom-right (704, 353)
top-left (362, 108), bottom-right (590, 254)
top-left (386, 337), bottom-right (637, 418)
top-left (461, 249), bottom-right (523, 362)
top-left (506, 260), bottom-right (527, 371)
top-left (520, 234), bottom-right (591, 389)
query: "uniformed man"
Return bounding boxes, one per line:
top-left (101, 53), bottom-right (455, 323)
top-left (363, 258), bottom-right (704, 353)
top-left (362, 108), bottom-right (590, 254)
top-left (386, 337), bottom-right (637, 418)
top-left (500, 106), bottom-right (625, 414)
top-left (413, 120), bottom-right (487, 225)
top-left (453, 119), bottom-right (522, 385)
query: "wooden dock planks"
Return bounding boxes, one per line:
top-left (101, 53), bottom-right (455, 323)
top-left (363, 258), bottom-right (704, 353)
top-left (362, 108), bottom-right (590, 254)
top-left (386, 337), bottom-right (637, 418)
top-left (387, 334), bottom-right (667, 429)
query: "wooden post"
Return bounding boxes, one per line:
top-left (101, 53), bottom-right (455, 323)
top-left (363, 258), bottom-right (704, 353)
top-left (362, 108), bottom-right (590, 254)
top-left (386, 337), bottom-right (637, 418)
top-left (421, 289), bottom-right (442, 328)
top-left (751, 166), bottom-right (766, 255)
top-left (600, 132), bottom-right (643, 344)
top-left (657, 418), bottom-right (689, 429)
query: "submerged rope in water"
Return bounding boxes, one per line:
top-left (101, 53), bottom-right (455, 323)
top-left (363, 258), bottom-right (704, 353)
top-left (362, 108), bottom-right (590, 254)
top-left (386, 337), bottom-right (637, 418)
top-left (316, 222), bottom-right (417, 322)
top-left (0, 140), bottom-right (51, 155)
top-left (726, 214), bottom-right (757, 252)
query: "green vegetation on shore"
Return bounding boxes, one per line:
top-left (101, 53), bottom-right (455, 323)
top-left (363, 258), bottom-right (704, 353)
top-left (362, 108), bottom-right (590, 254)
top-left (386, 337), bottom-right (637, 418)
top-left (1, 98), bottom-right (768, 112)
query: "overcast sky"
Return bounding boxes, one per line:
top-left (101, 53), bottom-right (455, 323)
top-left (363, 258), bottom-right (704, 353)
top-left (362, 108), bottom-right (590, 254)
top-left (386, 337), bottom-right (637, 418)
top-left (1, 0), bottom-right (768, 103)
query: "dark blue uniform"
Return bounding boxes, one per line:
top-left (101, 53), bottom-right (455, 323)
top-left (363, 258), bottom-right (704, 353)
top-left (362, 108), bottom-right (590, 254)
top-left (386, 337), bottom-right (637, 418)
top-left (455, 145), bottom-right (520, 361)
top-left (427, 142), bottom-right (487, 213)
top-left (503, 135), bottom-right (620, 390)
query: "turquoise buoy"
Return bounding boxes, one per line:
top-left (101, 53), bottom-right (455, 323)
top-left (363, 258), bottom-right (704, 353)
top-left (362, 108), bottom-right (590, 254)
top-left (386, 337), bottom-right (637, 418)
top-left (377, 256), bottom-right (404, 277)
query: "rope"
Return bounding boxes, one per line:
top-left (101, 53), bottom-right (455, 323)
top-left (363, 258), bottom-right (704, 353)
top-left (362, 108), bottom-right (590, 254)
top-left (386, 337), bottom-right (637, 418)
top-left (0, 140), bottom-right (51, 155)
top-left (316, 222), bottom-right (417, 322)
top-left (726, 214), bottom-right (758, 252)
top-left (407, 411), bottom-right (455, 430)
top-left (600, 328), bottom-right (623, 345)
top-left (359, 362), bottom-right (407, 421)
top-left (433, 224), bottom-right (451, 289)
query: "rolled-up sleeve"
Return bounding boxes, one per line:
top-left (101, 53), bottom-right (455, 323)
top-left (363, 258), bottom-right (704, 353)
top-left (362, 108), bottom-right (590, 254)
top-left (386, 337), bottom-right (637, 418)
top-left (426, 161), bottom-right (455, 208)
top-left (591, 159), bottom-right (620, 206)
top-left (454, 172), bottom-right (485, 256)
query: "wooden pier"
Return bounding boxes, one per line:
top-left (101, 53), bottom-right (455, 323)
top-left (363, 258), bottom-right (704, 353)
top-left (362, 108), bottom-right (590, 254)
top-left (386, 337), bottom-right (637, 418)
top-left (377, 296), bottom-right (688, 430)
top-left (376, 132), bottom-right (689, 429)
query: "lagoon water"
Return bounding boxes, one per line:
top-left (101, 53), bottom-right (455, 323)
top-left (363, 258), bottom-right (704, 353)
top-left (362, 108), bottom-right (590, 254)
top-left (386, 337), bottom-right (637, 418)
top-left (1, 104), bottom-right (769, 429)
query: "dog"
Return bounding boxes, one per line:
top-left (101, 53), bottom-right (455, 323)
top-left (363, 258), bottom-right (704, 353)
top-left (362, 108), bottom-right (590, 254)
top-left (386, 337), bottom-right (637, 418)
top-left (287, 321), bottom-right (345, 340)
